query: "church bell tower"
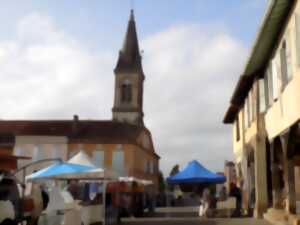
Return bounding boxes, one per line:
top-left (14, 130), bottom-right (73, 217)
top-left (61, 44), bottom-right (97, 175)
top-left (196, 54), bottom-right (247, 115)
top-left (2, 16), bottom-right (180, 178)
top-left (112, 10), bottom-right (144, 126)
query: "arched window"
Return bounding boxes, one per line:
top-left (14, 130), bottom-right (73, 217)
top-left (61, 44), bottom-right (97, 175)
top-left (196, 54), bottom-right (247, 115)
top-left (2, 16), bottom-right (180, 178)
top-left (112, 145), bottom-right (125, 175)
top-left (121, 80), bottom-right (132, 103)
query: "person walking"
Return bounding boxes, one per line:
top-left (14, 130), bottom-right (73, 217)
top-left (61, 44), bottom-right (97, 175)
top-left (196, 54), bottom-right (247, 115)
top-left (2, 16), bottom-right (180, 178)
top-left (199, 188), bottom-right (210, 217)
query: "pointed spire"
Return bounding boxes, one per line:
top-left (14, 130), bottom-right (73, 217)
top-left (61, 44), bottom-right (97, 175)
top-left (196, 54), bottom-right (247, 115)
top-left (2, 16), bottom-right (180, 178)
top-left (130, 9), bottom-right (134, 21)
top-left (115, 10), bottom-right (143, 73)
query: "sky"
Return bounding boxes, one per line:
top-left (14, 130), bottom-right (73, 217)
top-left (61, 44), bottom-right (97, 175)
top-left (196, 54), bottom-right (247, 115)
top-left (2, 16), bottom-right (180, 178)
top-left (0, 1), bottom-right (268, 175)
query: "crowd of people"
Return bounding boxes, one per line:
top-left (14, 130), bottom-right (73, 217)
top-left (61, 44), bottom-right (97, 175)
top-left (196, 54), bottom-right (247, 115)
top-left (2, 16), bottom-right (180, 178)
top-left (0, 170), bottom-right (245, 225)
top-left (0, 170), bottom-right (49, 225)
top-left (154, 182), bottom-right (243, 218)
top-left (67, 180), bottom-right (156, 222)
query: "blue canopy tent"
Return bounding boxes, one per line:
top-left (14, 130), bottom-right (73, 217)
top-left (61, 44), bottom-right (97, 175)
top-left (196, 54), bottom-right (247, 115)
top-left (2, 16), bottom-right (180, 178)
top-left (167, 160), bottom-right (226, 184)
top-left (26, 162), bottom-right (96, 181)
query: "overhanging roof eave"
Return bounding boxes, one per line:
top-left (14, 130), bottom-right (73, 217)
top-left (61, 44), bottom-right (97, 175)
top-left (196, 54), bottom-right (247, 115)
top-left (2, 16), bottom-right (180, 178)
top-left (223, 0), bottom-right (295, 123)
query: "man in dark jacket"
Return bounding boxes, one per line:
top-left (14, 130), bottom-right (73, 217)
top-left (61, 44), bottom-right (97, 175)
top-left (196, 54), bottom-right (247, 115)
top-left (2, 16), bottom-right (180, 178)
top-left (229, 183), bottom-right (242, 217)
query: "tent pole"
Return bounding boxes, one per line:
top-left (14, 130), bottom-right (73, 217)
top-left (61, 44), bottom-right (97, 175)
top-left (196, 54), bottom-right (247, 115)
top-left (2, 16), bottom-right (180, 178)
top-left (103, 180), bottom-right (107, 225)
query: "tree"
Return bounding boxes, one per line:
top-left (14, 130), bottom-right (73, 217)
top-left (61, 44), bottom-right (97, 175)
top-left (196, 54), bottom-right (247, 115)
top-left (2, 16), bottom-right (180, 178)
top-left (168, 164), bottom-right (180, 191)
top-left (169, 164), bottom-right (180, 176)
top-left (158, 170), bottom-right (166, 192)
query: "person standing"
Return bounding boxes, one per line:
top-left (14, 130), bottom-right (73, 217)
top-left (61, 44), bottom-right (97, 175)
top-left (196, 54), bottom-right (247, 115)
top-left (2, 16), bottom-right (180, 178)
top-left (218, 186), bottom-right (228, 201)
top-left (229, 183), bottom-right (242, 217)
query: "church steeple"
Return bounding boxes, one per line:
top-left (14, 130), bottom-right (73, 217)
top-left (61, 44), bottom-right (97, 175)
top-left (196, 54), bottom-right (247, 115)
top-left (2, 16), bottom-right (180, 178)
top-left (114, 10), bottom-right (143, 74)
top-left (112, 10), bottom-right (145, 126)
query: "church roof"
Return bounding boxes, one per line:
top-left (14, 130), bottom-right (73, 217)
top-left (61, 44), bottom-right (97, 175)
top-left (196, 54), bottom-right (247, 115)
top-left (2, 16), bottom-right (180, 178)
top-left (114, 10), bottom-right (143, 74)
top-left (0, 120), bottom-right (144, 144)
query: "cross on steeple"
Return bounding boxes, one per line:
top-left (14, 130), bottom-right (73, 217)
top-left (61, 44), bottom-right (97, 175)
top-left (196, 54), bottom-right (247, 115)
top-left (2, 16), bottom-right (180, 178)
top-left (130, 0), bottom-right (135, 13)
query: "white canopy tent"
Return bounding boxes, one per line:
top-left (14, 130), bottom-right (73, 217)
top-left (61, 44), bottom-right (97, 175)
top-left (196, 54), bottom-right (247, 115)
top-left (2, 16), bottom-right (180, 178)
top-left (68, 151), bottom-right (95, 167)
top-left (67, 151), bottom-right (118, 181)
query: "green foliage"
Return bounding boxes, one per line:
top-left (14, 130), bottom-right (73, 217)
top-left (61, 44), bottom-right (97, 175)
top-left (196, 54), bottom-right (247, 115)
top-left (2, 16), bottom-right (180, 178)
top-left (158, 170), bottom-right (166, 192)
top-left (169, 164), bottom-right (179, 176)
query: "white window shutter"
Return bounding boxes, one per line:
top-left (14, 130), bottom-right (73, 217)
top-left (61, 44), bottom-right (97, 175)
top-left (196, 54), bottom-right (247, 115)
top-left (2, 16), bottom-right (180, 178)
top-left (267, 66), bottom-right (274, 105)
top-left (272, 60), bottom-right (279, 100)
top-left (244, 100), bottom-right (248, 129)
top-left (296, 13), bottom-right (300, 66)
top-left (259, 79), bottom-right (266, 113)
top-left (286, 31), bottom-right (293, 80)
top-left (249, 92), bottom-right (253, 123)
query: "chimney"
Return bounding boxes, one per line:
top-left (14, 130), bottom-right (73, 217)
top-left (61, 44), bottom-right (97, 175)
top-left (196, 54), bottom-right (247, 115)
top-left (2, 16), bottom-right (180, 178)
top-left (72, 115), bottom-right (79, 133)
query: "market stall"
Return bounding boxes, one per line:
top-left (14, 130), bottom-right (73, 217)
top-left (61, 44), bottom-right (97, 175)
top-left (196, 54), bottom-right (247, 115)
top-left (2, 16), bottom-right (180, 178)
top-left (26, 151), bottom-right (118, 225)
top-left (167, 160), bottom-right (226, 184)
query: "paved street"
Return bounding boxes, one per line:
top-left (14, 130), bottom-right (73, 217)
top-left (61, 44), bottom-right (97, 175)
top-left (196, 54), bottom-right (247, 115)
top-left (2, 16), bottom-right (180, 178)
top-left (122, 218), bottom-right (272, 225)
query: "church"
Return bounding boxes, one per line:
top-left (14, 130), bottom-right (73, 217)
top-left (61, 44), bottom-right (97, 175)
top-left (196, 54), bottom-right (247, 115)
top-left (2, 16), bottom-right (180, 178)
top-left (0, 10), bottom-right (160, 188)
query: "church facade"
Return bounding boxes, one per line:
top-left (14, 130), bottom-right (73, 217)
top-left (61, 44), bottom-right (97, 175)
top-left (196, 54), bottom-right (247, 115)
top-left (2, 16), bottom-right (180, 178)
top-left (0, 11), bottom-right (160, 188)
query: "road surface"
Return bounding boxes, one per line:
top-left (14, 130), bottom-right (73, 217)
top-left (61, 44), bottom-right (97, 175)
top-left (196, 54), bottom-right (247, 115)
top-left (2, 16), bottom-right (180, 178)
top-left (122, 218), bottom-right (272, 225)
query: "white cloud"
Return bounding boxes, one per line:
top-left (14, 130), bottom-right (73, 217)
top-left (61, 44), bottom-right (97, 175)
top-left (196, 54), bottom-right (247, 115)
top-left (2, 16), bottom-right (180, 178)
top-left (142, 24), bottom-right (247, 175)
top-left (0, 13), bottom-right (114, 119)
top-left (0, 13), bottom-right (247, 175)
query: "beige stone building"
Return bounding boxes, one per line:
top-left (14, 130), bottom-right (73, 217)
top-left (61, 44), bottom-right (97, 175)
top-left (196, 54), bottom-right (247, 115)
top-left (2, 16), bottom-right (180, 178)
top-left (0, 10), bottom-right (160, 189)
top-left (224, 0), bottom-right (300, 223)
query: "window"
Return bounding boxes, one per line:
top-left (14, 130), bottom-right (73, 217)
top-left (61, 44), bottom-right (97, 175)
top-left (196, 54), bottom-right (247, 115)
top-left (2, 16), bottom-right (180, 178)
top-left (121, 80), bottom-right (132, 103)
top-left (93, 150), bottom-right (104, 168)
top-left (32, 145), bottom-right (43, 162)
top-left (150, 161), bottom-right (155, 174)
top-left (144, 160), bottom-right (153, 173)
top-left (280, 41), bottom-right (288, 87)
top-left (280, 40), bottom-right (292, 89)
top-left (144, 161), bottom-right (148, 173)
top-left (142, 134), bottom-right (151, 150)
top-left (112, 145), bottom-right (124, 174)
top-left (14, 147), bottom-right (23, 157)
top-left (236, 117), bottom-right (240, 141)
top-left (51, 145), bottom-right (58, 158)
